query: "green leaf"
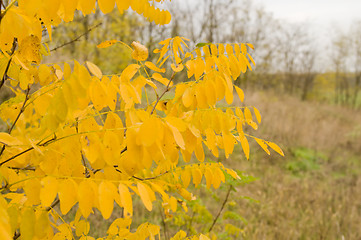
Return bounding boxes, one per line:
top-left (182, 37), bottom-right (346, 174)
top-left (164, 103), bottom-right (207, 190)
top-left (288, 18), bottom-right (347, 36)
top-left (195, 42), bottom-right (211, 48)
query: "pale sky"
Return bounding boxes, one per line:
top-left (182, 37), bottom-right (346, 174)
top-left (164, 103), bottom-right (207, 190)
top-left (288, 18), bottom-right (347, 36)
top-left (255, 0), bottom-right (361, 28)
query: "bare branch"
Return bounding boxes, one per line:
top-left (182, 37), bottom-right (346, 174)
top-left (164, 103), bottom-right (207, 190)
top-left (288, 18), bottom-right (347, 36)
top-left (0, 86), bottom-right (30, 156)
top-left (50, 23), bottom-right (102, 52)
top-left (0, 38), bottom-right (17, 91)
top-left (208, 185), bottom-right (232, 233)
top-left (150, 71), bottom-right (176, 115)
top-left (0, 135), bottom-right (56, 167)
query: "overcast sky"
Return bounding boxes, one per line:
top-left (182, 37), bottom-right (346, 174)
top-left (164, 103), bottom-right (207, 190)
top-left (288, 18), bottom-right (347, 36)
top-left (255, 0), bottom-right (361, 28)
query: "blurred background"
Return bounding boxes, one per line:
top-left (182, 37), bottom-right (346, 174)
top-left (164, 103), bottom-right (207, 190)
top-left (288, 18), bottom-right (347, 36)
top-left (23, 0), bottom-right (361, 239)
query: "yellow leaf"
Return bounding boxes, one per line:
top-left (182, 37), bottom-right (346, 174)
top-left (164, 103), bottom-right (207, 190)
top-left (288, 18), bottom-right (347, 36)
top-left (226, 168), bottom-right (240, 180)
top-left (115, 0), bottom-right (131, 14)
top-left (137, 182), bottom-right (153, 211)
top-left (229, 54), bottom-right (241, 80)
top-left (38, 64), bottom-right (52, 85)
top-left (78, 0), bottom-right (96, 15)
top-left (226, 44), bottom-right (234, 55)
top-left (35, 211), bottom-right (50, 239)
top-left (0, 132), bottom-right (23, 146)
top-left (107, 218), bottom-right (131, 235)
top-left (138, 117), bottom-right (158, 147)
top-left (266, 141), bottom-right (284, 156)
top-left (182, 87), bottom-right (194, 108)
top-left (212, 167), bottom-right (225, 189)
top-left (218, 44), bottom-right (225, 55)
top-left (177, 188), bottom-right (193, 201)
top-left (104, 112), bottom-right (124, 137)
top-left (234, 86), bottom-right (244, 102)
top-left (253, 107), bottom-right (261, 123)
top-left (223, 133), bottom-right (235, 159)
top-left (118, 183), bottom-right (133, 217)
top-left (181, 149), bottom-right (192, 163)
top-left (166, 122), bottom-right (185, 149)
top-left (59, 179), bottom-right (78, 215)
top-left (181, 168), bottom-right (191, 188)
top-left (97, 40), bottom-right (118, 48)
top-left (152, 73), bottom-right (172, 86)
top-left (171, 63), bottom-right (184, 72)
top-left (98, 0), bottom-right (115, 14)
top-left (200, 234), bottom-right (210, 240)
top-left (240, 136), bottom-right (250, 160)
top-left (194, 58), bottom-right (205, 79)
top-left (247, 43), bottom-right (254, 50)
top-left (241, 43), bottom-right (247, 54)
top-left (244, 107), bottom-right (252, 121)
top-left (78, 180), bottom-right (95, 218)
top-left (131, 41), bottom-right (148, 61)
top-left (255, 138), bottom-right (270, 155)
top-left (247, 52), bottom-right (256, 66)
top-left (98, 181), bottom-right (117, 219)
top-left (195, 140), bottom-right (205, 162)
top-left (145, 61), bottom-right (165, 73)
top-left (103, 131), bottom-right (121, 165)
top-left (204, 168), bottom-right (213, 189)
top-left (17, 35), bottom-right (41, 64)
top-left (120, 64), bottom-right (140, 82)
top-left (86, 61), bottom-right (102, 79)
top-left (40, 176), bottom-right (58, 207)
top-left (24, 178), bottom-right (41, 205)
top-left (75, 220), bottom-right (90, 237)
top-left (195, 84), bottom-right (208, 109)
top-left (0, 196), bottom-right (12, 240)
top-left (90, 78), bottom-right (108, 111)
top-left (192, 168), bottom-right (202, 187)
top-left (20, 208), bottom-right (35, 240)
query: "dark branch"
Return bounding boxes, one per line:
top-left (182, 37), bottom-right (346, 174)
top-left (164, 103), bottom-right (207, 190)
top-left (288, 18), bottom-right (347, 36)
top-left (76, 119), bottom-right (90, 177)
top-left (150, 72), bottom-right (176, 115)
top-left (0, 135), bottom-right (56, 167)
top-left (0, 87), bottom-right (31, 156)
top-left (0, 38), bottom-right (17, 91)
top-left (50, 23), bottom-right (102, 52)
top-left (208, 185), bottom-right (232, 233)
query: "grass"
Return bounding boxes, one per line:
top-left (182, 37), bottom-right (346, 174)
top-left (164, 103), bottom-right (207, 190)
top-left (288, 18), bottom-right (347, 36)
top-left (225, 89), bottom-right (361, 239)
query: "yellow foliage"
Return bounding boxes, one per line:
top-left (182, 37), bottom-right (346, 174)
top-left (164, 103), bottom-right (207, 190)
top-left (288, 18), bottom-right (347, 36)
top-left (0, 0), bottom-right (283, 238)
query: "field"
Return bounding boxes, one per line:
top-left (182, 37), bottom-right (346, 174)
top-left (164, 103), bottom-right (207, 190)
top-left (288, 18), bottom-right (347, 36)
top-left (228, 90), bottom-right (361, 239)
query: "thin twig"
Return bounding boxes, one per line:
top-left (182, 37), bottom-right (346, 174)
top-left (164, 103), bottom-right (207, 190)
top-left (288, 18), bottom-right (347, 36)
top-left (8, 87), bottom-right (30, 133)
top-left (45, 198), bottom-right (60, 212)
top-left (0, 0), bottom-right (2, 22)
top-left (0, 38), bottom-right (17, 91)
top-left (150, 72), bottom-right (176, 115)
top-left (75, 119), bottom-right (90, 177)
top-left (113, 167), bottom-right (169, 181)
top-left (50, 23), bottom-right (102, 52)
top-left (208, 185), bottom-right (232, 233)
top-left (159, 203), bottom-right (169, 240)
top-left (0, 135), bottom-right (56, 167)
top-left (13, 231), bottom-right (20, 240)
top-left (0, 87), bottom-right (30, 156)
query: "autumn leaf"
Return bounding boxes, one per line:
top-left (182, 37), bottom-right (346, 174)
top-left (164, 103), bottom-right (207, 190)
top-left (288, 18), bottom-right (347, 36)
top-left (131, 41), bottom-right (148, 61)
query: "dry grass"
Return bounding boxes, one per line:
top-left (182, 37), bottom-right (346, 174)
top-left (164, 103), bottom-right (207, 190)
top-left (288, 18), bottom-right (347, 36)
top-left (226, 90), bottom-right (361, 239)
